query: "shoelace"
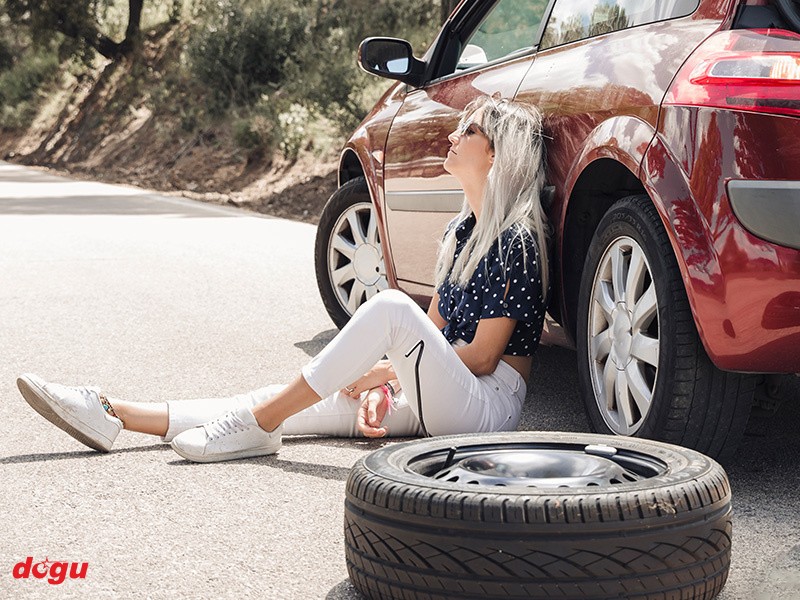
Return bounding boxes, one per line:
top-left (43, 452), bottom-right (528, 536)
top-left (50, 383), bottom-right (98, 405)
top-left (77, 387), bottom-right (97, 403)
top-left (203, 412), bottom-right (248, 440)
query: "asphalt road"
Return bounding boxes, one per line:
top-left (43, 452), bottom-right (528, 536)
top-left (0, 161), bottom-right (798, 599)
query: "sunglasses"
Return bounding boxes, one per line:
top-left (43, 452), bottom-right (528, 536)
top-left (456, 118), bottom-right (489, 139)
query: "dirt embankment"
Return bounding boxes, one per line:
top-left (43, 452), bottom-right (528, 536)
top-left (0, 25), bottom-right (339, 224)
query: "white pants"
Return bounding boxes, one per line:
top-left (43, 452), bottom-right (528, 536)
top-left (163, 290), bottom-right (526, 441)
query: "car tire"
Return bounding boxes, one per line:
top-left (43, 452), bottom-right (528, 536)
top-left (345, 432), bottom-right (732, 600)
top-left (314, 177), bottom-right (388, 329)
top-left (576, 195), bottom-right (755, 462)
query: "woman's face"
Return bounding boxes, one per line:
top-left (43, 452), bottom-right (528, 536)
top-left (443, 108), bottom-right (494, 185)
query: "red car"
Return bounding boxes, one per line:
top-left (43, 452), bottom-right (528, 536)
top-left (314, 0), bottom-right (800, 460)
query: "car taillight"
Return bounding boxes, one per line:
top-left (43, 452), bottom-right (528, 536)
top-left (664, 29), bottom-right (800, 117)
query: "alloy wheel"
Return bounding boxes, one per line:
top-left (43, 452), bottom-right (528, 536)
top-left (587, 236), bottom-right (660, 435)
top-left (327, 201), bottom-right (388, 315)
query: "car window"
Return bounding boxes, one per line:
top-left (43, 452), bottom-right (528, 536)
top-left (541, 0), bottom-right (700, 49)
top-left (456, 0), bottom-right (550, 70)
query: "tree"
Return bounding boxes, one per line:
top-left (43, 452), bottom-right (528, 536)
top-left (3, 0), bottom-right (145, 60)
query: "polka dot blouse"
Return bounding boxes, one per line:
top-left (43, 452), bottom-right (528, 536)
top-left (437, 214), bottom-right (546, 357)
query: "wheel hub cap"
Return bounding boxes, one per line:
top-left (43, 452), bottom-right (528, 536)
top-left (353, 244), bottom-right (382, 286)
top-left (610, 304), bottom-right (633, 367)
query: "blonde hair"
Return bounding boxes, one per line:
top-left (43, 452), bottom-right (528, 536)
top-left (434, 96), bottom-right (550, 294)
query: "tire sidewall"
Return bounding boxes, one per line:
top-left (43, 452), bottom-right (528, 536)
top-left (314, 177), bottom-right (372, 330)
top-left (576, 196), bottom-right (680, 441)
top-left (354, 431), bottom-right (713, 503)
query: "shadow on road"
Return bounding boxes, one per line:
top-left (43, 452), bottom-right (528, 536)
top-left (327, 579), bottom-right (361, 600)
top-left (166, 452), bottom-right (353, 482)
top-left (294, 329), bottom-right (338, 357)
top-left (0, 442), bottom-right (172, 464)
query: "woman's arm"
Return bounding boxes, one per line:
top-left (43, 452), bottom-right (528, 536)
top-left (340, 359), bottom-right (395, 399)
top-left (454, 316), bottom-right (518, 376)
top-left (427, 291), bottom-right (448, 329)
top-left (431, 289), bottom-right (516, 376)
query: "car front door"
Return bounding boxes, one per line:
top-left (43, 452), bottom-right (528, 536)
top-left (382, 0), bottom-right (552, 300)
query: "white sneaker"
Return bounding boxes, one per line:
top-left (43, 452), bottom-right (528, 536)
top-left (170, 406), bottom-right (282, 463)
top-left (17, 373), bottom-right (123, 452)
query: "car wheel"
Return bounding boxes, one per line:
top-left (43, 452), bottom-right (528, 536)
top-left (576, 195), bottom-right (755, 462)
top-left (345, 432), bottom-right (732, 600)
top-left (314, 177), bottom-right (388, 329)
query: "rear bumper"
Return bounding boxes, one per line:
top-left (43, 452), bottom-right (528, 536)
top-left (699, 195), bottom-right (800, 374)
top-left (645, 107), bottom-right (800, 374)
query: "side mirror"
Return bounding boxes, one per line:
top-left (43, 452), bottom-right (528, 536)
top-left (358, 37), bottom-right (426, 87)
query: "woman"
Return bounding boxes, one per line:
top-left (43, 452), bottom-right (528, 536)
top-left (17, 95), bottom-right (549, 463)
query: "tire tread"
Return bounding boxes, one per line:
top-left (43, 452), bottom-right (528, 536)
top-left (345, 433), bottom-right (732, 600)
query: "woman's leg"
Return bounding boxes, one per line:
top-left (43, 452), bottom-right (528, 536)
top-left (112, 401), bottom-right (168, 437)
top-left (162, 385), bottom-right (421, 441)
top-left (169, 289), bottom-right (524, 461)
top-left (254, 289), bottom-right (525, 436)
top-left (252, 374), bottom-right (319, 432)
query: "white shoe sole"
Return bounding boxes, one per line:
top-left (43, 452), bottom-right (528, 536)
top-left (170, 442), bottom-right (280, 463)
top-left (17, 375), bottom-right (115, 452)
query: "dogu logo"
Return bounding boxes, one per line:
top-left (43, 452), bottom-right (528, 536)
top-left (12, 557), bottom-right (88, 585)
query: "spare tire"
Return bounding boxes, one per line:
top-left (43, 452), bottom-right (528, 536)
top-left (345, 432), bottom-right (731, 600)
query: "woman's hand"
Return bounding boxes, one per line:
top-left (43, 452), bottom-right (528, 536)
top-left (341, 359), bottom-right (395, 400)
top-left (357, 387), bottom-right (389, 438)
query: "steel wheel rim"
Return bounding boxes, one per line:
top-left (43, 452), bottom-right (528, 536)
top-left (587, 236), bottom-right (660, 436)
top-left (407, 442), bottom-right (667, 489)
top-left (327, 201), bottom-right (388, 316)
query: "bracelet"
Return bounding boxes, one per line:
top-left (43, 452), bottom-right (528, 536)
top-left (385, 381), bottom-right (396, 397)
top-left (99, 393), bottom-right (119, 419)
top-left (380, 385), bottom-right (393, 416)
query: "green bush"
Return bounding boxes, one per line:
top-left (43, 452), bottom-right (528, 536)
top-left (187, 0), bottom-right (308, 113)
top-left (0, 49), bottom-right (59, 105)
top-left (277, 102), bottom-right (310, 161)
top-left (229, 94), bottom-right (278, 152)
top-left (0, 0), bottom-right (443, 161)
top-left (0, 47), bottom-right (60, 128)
top-left (232, 116), bottom-right (263, 150)
top-left (185, 0), bottom-right (439, 134)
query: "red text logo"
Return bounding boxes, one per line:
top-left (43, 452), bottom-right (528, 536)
top-left (12, 557), bottom-right (88, 585)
